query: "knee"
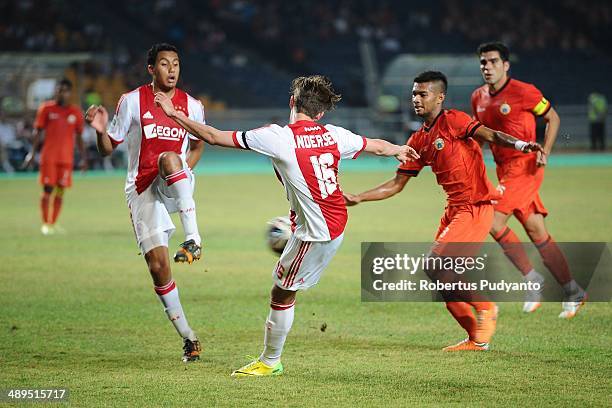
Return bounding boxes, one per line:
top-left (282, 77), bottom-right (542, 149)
top-left (158, 151), bottom-right (181, 177)
top-left (270, 285), bottom-right (296, 305)
top-left (525, 227), bottom-right (548, 243)
top-left (54, 187), bottom-right (65, 197)
top-left (43, 185), bottom-right (53, 194)
top-left (148, 258), bottom-right (170, 280)
top-left (522, 217), bottom-right (548, 243)
top-left (490, 220), bottom-right (507, 237)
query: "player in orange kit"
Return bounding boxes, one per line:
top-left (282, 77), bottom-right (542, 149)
top-left (472, 42), bottom-right (586, 318)
top-left (23, 79), bottom-right (87, 235)
top-left (344, 71), bottom-right (543, 351)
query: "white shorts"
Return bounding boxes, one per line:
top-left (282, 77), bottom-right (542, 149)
top-left (273, 233), bottom-right (344, 291)
top-left (127, 162), bottom-right (195, 254)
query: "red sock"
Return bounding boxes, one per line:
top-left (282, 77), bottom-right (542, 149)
top-left (492, 227), bottom-right (534, 276)
top-left (534, 235), bottom-right (572, 285)
top-left (40, 192), bottom-right (51, 224)
top-left (51, 195), bottom-right (63, 224)
top-left (446, 302), bottom-right (477, 340)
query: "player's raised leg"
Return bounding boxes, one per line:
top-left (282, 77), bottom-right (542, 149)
top-left (145, 246), bottom-right (201, 361)
top-left (490, 211), bottom-right (544, 313)
top-left (158, 151), bottom-right (202, 264)
top-left (522, 213), bottom-right (587, 318)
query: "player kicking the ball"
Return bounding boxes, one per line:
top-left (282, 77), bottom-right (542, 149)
top-left (344, 71), bottom-right (543, 351)
top-left (472, 42), bottom-right (586, 317)
top-left (154, 75), bottom-right (417, 376)
top-left (85, 43), bottom-right (205, 362)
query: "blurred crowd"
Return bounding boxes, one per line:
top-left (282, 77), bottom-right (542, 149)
top-left (0, 0), bottom-right (107, 52)
top-left (1, 0), bottom-right (610, 172)
top-left (207, 0), bottom-right (610, 70)
top-left (442, 0), bottom-right (611, 54)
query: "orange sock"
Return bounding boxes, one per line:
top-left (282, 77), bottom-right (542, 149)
top-left (446, 302), bottom-right (477, 339)
top-left (492, 227), bottom-right (533, 276)
top-left (40, 192), bottom-right (51, 224)
top-left (534, 235), bottom-right (571, 285)
top-left (51, 195), bottom-right (63, 224)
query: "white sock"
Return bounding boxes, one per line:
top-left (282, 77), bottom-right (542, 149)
top-left (524, 269), bottom-right (544, 284)
top-left (523, 269), bottom-right (544, 302)
top-left (165, 170), bottom-right (201, 245)
top-left (562, 279), bottom-right (583, 299)
top-left (155, 280), bottom-right (197, 341)
top-left (260, 303), bottom-right (295, 367)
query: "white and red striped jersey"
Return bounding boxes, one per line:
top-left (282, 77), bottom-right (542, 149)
top-left (232, 120), bottom-right (367, 241)
top-left (107, 84), bottom-right (205, 197)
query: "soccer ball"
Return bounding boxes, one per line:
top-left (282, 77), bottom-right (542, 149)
top-left (266, 216), bottom-right (292, 255)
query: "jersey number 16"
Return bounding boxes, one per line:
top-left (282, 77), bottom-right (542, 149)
top-left (310, 153), bottom-right (338, 199)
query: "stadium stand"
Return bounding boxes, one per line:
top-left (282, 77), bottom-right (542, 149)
top-left (0, 0), bottom-right (611, 170)
top-left (1, 0), bottom-right (610, 108)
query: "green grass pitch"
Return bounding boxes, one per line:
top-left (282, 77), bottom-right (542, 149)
top-left (1, 163), bottom-right (611, 407)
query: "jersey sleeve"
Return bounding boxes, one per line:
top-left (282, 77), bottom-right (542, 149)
top-left (397, 134), bottom-right (424, 176)
top-left (187, 97), bottom-right (206, 141)
top-left (522, 83), bottom-right (551, 117)
top-left (233, 124), bottom-right (284, 158)
top-left (325, 124), bottom-right (367, 159)
top-left (33, 104), bottom-right (48, 130)
top-left (447, 110), bottom-right (482, 139)
top-left (107, 94), bottom-right (131, 145)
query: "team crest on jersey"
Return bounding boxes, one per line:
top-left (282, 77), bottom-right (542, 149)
top-left (67, 114), bottom-right (76, 124)
top-left (433, 138), bottom-right (445, 150)
top-left (500, 103), bottom-right (511, 115)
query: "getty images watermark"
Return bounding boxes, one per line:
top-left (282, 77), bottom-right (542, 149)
top-left (361, 242), bottom-right (612, 302)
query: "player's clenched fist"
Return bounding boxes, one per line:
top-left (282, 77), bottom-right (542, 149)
top-left (517, 140), bottom-right (544, 154)
top-left (154, 92), bottom-right (185, 118)
top-left (536, 150), bottom-right (547, 167)
top-left (85, 105), bottom-right (108, 133)
top-left (343, 192), bottom-right (361, 207)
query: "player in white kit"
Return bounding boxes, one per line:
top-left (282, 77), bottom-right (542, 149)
top-left (85, 44), bottom-right (205, 362)
top-left (154, 75), bottom-right (419, 376)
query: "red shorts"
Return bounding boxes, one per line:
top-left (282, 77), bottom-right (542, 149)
top-left (40, 162), bottom-right (73, 188)
top-left (432, 203), bottom-right (494, 256)
top-left (494, 155), bottom-right (547, 223)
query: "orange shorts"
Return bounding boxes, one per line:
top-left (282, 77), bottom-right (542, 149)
top-left (40, 162), bottom-right (73, 187)
top-left (494, 155), bottom-right (547, 223)
top-left (432, 203), bottom-right (494, 256)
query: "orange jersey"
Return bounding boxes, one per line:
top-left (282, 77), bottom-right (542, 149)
top-left (34, 101), bottom-right (84, 165)
top-left (398, 109), bottom-right (499, 207)
top-left (471, 78), bottom-right (551, 164)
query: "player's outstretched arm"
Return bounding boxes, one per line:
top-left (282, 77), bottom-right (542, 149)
top-left (154, 92), bottom-right (235, 148)
top-left (85, 105), bottom-right (114, 157)
top-left (344, 173), bottom-right (411, 206)
top-left (364, 138), bottom-right (420, 163)
top-left (473, 126), bottom-right (544, 154)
